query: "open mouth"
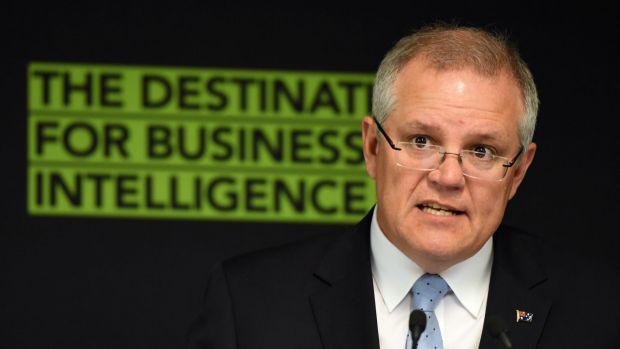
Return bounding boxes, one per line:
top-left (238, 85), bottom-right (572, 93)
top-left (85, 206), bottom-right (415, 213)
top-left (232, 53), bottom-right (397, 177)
top-left (417, 203), bottom-right (464, 217)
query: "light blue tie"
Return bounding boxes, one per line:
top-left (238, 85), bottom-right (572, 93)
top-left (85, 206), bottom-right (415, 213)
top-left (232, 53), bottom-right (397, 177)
top-left (406, 274), bottom-right (451, 349)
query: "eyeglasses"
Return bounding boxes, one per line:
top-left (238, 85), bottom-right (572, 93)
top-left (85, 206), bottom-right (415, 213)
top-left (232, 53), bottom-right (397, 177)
top-left (373, 117), bottom-right (524, 181)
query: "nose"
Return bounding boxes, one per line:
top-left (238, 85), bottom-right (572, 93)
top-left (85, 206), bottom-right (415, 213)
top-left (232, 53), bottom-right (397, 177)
top-left (428, 152), bottom-right (466, 188)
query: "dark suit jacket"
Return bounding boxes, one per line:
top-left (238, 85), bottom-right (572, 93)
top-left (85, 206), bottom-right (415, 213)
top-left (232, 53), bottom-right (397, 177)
top-left (187, 211), bottom-right (620, 348)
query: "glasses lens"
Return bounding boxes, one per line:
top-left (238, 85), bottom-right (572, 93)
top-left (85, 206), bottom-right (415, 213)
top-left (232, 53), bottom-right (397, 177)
top-left (461, 151), bottom-right (507, 181)
top-left (395, 143), bottom-right (442, 170)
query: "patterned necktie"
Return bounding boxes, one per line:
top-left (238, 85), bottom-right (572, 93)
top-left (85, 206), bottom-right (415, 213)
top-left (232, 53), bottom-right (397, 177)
top-left (406, 273), bottom-right (451, 349)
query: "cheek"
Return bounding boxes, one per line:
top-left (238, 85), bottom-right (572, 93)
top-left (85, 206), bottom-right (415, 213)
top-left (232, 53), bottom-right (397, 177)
top-left (375, 156), bottom-right (399, 191)
top-left (376, 163), bottom-right (421, 207)
top-left (470, 182), bottom-right (512, 225)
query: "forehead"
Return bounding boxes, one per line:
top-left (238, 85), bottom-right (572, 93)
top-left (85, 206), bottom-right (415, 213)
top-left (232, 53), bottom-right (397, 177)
top-left (391, 59), bottom-right (523, 143)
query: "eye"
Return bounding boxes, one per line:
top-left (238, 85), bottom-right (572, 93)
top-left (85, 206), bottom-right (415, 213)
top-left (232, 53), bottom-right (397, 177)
top-left (412, 135), bottom-right (431, 149)
top-left (472, 145), bottom-right (496, 160)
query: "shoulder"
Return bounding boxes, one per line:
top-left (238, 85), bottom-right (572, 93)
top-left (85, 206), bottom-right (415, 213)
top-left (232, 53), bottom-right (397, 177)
top-left (221, 229), bottom-right (344, 284)
top-left (186, 228), bottom-right (353, 348)
top-left (500, 224), bottom-right (616, 272)
top-left (495, 224), bottom-right (619, 288)
top-left (219, 209), bottom-right (374, 287)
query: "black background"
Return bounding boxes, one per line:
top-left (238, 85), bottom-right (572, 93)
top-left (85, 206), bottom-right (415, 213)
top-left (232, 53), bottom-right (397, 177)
top-left (2, 3), bottom-right (619, 349)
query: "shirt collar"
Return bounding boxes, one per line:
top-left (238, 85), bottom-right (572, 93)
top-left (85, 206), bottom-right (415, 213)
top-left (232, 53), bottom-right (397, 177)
top-left (370, 206), bottom-right (493, 318)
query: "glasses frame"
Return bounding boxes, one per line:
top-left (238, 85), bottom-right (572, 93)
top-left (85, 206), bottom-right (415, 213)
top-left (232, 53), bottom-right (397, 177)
top-left (373, 117), bottom-right (524, 181)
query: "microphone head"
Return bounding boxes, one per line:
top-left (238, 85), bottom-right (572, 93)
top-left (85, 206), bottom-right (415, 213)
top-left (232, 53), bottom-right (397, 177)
top-left (409, 309), bottom-right (427, 333)
top-left (485, 315), bottom-right (513, 348)
top-left (485, 315), bottom-right (508, 337)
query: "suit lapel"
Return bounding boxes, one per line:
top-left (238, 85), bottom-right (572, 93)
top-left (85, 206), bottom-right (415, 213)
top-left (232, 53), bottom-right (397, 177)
top-left (309, 212), bottom-right (380, 349)
top-left (479, 227), bottom-right (552, 349)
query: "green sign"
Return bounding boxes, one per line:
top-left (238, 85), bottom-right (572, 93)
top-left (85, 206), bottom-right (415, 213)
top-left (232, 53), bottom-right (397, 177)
top-left (28, 62), bottom-right (376, 223)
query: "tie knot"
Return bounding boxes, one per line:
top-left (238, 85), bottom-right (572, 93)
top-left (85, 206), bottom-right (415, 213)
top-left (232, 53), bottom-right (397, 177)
top-left (411, 273), bottom-right (450, 312)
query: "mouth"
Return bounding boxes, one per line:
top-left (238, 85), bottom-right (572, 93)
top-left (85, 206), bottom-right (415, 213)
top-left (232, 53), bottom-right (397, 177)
top-left (416, 202), bottom-right (465, 217)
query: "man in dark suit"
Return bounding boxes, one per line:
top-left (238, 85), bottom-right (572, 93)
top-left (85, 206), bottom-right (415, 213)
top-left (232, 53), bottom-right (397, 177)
top-left (187, 24), bottom-right (620, 348)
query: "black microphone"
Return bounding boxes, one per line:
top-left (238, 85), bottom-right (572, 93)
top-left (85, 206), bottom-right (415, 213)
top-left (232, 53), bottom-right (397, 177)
top-left (409, 309), bottom-right (426, 349)
top-left (485, 315), bottom-right (513, 349)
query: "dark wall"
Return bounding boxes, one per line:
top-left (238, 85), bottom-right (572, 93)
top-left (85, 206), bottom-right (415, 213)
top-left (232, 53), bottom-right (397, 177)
top-left (2, 4), bottom-right (618, 349)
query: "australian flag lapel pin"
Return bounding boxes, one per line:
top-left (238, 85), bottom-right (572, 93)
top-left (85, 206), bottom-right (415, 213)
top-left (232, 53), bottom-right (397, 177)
top-left (516, 310), bottom-right (533, 323)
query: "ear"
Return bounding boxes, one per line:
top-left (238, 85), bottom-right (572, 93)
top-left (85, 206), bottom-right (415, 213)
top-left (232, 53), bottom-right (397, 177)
top-left (362, 116), bottom-right (379, 179)
top-left (508, 142), bottom-right (537, 199)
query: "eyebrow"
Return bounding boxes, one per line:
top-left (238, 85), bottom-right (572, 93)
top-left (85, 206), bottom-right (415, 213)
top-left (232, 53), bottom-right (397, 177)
top-left (401, 120), bottom-right (505, 144)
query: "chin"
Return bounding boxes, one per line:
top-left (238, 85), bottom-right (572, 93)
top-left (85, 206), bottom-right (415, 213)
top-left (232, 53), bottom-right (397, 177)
top-left (406, 229), bottom-right (474, 263)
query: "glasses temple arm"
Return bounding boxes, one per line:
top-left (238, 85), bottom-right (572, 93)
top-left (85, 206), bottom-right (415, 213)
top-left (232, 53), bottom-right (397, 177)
top-left (503, 145), bottom-right (525, 168)
top-left (373, 117), bottom-right (402, 151)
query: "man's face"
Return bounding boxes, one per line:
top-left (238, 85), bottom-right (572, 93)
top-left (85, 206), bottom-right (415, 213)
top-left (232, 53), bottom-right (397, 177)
top-left (362, 59), bottom-right (536, 272)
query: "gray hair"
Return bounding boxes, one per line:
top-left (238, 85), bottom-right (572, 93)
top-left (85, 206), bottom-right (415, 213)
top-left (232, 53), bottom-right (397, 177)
top-left (372, 23), bottom-right (539, 147)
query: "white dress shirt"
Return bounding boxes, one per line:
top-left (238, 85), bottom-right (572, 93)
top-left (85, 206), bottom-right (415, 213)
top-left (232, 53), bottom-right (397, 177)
top-left (370, 207), bottom-right (493, 349)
